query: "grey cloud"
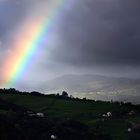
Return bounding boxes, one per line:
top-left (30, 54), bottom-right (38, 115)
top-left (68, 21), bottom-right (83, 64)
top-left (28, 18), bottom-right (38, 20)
top-left (50, 0), bottom-right (140, 67)
top-left (1, 0), bottom-right (140, 91)
top-left (0, 0), bottom-right (37, 39)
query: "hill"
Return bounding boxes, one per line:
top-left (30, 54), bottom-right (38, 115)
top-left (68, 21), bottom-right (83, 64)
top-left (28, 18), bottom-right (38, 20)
top-left (0, 91), bottom-right (140, 140)
top-left (0, 92), bottom-right (111, 140)
top-left (42, 75), bottom-right (140, 104)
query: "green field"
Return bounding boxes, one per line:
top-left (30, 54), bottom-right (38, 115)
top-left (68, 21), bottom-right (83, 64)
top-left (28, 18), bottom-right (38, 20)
top-left (0, 93), bottom-right (140, 140)
top-left (0, 93), bottom-right (122, 120)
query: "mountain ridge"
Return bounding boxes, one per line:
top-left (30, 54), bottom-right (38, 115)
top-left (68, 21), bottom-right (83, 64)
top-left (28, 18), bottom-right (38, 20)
top-left (42, 74), bottom-right (140, 103)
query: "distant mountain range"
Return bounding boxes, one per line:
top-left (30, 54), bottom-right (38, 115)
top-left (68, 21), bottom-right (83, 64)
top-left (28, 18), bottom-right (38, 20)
top-left (43, 75), bottom-right (140, 104)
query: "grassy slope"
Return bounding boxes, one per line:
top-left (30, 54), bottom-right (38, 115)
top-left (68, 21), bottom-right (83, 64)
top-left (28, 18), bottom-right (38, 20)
top-left (0, 94), bottom-right (119, 119)
top-left (0, 93), bottom-right (139, 140)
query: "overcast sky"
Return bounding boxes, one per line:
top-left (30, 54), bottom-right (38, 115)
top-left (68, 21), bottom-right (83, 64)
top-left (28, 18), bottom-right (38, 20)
top-left (0, 0), bottom-right (140, 91)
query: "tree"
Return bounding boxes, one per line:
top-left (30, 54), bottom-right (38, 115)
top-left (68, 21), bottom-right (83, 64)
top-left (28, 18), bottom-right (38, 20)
top-left (62, 91), bottom-right (68, 98)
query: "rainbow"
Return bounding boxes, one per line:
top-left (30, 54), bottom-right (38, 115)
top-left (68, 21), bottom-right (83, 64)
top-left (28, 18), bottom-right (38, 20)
top-left (1, 0), bottom-right (69, 88)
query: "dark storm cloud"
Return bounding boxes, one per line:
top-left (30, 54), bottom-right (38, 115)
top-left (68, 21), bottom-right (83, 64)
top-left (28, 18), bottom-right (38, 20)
top-left (50, 0), bottom-right (140, 67)
top-left (0, 0), bottom-right (140, 92)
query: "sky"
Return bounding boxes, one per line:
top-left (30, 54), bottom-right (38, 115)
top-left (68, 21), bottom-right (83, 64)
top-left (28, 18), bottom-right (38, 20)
top-left (0, 0), bottom-right (140, 91)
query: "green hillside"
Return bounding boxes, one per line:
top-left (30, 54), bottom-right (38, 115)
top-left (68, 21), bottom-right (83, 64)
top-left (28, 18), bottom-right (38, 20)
top-left (0, 92), bottom-right (140, 140)
top-left (0, 93), bottom-right (120, 120)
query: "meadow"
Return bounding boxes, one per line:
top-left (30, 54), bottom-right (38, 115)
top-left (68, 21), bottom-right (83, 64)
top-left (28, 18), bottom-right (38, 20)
top-left (0, 91), bottom-right (140, 140)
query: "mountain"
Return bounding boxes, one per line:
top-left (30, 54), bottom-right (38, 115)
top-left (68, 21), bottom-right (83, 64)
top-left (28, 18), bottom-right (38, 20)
top-left (43, 75), bottom-right (140, 104)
